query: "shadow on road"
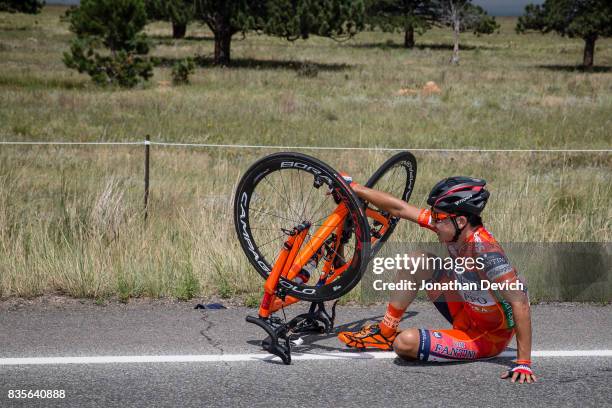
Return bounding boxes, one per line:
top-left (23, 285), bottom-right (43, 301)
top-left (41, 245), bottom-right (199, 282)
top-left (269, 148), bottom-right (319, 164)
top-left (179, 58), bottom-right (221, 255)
top-left (392, 349), bottom-right (516, 369)
top-left (247, 311), bottom-right (418, 357)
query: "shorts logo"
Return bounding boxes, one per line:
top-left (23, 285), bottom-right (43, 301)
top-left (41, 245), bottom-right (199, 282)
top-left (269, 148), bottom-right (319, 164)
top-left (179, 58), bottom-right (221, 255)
top-left (434, 344), bottom-right (477, 359)
top-left (433, 331), bottom-right (442, 339)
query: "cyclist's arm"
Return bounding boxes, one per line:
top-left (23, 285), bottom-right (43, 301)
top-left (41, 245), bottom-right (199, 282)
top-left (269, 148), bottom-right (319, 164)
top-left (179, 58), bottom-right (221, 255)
top-left (501, 289), bottom-right (536, 383)
top-left (496, 274), bottom-right (532, 363)
top-left (506, 292), bottom-right (533, 363)
top-left (352, 184), bottom-right (421, 222)
top-left (481, 253), bottom-right (533, 366)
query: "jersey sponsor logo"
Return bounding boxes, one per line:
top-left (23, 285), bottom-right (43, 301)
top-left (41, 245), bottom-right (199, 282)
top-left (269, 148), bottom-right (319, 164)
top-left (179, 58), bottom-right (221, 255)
top-left (456, 271), bottom-right (480, 283)
top-left (500, 299), bottom-right (515, 328)
top-left (481, 251), bottom-right (514, 281)
top-left (485, 264), bottom-right (514, 281)
top-left (462, 291), bottom-right (495, 306)
top-left (472, 230), bottom-right (485, 251)
top-left (468, 304), bottom-right (492, 314)
top-left (482, 252), bottom-right (507, 265)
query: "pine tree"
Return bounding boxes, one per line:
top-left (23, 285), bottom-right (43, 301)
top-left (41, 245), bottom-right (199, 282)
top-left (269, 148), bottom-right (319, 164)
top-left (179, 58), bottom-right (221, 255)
top-left (195, 0), bottom-right (365, 66)
top-left (63, 0), bottom-right (153, 87)
top-left (364, 0), bottom-right (438, 48)
top-left (0, 0), bottom-right (45, 14)
top-left (517, 0), bottom-right (612, 68)
top-left (145, 0), bottom-right (195, 39)
top-left (364, 0), bottom-right (497, 55)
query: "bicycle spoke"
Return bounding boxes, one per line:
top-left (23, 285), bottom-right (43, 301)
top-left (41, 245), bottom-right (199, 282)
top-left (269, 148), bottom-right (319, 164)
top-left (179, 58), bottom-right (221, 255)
top-left (249, 207), bottom-right (298, 224)
top-left (391, 165), bottom-right (406, 196)
top-left (389, 165), bottom-right (402, 195)
top-left (306, 190), bottom-right (333, 226)
top-left (257, 232), bottom-right (289, 249)
top-left (309, 205), bottom-right (342, 228)
top-left (249, 226), bottom-right (286, 232)
top-left (295, 169), bottom-right (305, 221)
top-left (298, 179), bottom-right (316, 222)
top-left (263, 174), bottom-right (301, 222)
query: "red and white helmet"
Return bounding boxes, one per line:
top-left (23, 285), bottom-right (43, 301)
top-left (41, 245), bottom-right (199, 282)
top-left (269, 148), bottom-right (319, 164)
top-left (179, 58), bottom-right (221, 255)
top-left (427, 176), bottom-right (489, 216)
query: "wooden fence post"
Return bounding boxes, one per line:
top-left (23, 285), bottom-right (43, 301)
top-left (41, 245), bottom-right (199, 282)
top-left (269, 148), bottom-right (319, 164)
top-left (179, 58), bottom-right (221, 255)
top-left (144, 135), bottom-right (150, 221)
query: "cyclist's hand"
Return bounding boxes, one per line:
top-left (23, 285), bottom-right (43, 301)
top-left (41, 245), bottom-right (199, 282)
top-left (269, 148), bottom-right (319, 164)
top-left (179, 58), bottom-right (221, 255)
top-left (340, 172), bottom-right (356, 188)
top-left (501, 361), bottom-right (537, 384)
top-left (327, 173), bottom-right (356, 203)
top-left (327, 172), bottom-right (355, 192)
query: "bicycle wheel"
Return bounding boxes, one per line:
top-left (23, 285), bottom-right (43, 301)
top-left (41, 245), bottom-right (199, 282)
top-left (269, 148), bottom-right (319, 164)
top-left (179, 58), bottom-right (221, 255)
top-left (365, 151), bottom-right (417, 256)
top-left (234, 152), bottom-right (370, 302)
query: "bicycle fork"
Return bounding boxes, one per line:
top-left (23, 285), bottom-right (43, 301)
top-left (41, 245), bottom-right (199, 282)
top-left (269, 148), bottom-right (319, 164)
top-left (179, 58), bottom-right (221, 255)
top-left (259, 221), bottom-right (310, 319)
top-left (245, 204), bottom-right (350, 364)
top-left (246, 221), bottom-right (311, 364)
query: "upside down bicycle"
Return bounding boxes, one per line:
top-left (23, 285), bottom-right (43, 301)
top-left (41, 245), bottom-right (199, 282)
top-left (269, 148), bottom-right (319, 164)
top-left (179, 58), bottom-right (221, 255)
top-left (233, 151), bottom-right (416, 364)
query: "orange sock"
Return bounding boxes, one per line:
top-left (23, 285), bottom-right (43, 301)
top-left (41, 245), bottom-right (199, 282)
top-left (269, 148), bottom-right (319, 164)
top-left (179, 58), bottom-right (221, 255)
top-left (380, 304), bottom-right (404, 337)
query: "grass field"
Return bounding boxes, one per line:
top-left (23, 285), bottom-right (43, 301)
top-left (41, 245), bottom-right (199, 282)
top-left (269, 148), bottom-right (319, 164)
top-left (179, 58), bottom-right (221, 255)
top-left (0, 6), bottom-right (610, 303)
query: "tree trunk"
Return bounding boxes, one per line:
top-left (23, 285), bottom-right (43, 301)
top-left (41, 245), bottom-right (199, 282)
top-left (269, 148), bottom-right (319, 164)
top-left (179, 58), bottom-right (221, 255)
top-left (582, 35), bottom-right (596, 69)
top-left (451, 18), bottom-right (460, 65)
top-left (213, 13), bottom-right (232, 66)
top-left (448, 2), bottom-right (460, 65)
top-left (404, 24), bottom-right (415, 48)
top-left (172, 21), bottom-right (187, 39)
top-left (214, 31), bottom-right (232, 66)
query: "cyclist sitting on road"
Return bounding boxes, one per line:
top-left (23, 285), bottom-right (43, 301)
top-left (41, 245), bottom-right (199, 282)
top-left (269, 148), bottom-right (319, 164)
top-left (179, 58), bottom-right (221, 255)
top-left (337, 176), bottom-right (536, 384)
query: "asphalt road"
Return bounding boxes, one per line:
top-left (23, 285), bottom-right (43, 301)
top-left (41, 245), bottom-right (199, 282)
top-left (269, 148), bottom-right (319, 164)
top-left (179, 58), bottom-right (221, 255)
top-left (0, 299), bottom-right (610, 407)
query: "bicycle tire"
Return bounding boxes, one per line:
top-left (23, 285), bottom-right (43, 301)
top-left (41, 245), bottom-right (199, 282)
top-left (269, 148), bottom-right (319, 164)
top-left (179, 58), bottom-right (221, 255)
top-left (234, 152), bottom-right (370, 302)
top-left (365, 151), bottom-right (417, 256)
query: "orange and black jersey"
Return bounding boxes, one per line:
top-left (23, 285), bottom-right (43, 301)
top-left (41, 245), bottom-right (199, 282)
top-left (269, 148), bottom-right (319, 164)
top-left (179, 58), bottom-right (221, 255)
top-left (417, 208), bottom-right (528, 332)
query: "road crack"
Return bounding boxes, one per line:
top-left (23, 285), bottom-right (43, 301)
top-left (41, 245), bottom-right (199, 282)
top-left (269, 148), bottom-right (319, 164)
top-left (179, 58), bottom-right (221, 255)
top-left (198, 311), bottom-right (234, 388)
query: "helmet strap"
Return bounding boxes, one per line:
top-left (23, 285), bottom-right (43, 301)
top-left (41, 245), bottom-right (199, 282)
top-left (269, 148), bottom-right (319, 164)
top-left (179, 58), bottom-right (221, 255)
top-left (450, 216), bottom-right (464, 242)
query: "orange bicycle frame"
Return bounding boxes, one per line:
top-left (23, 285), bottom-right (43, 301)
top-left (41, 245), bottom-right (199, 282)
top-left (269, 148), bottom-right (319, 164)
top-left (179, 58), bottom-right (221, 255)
top-left (257, 202), bottom-right (391, 317)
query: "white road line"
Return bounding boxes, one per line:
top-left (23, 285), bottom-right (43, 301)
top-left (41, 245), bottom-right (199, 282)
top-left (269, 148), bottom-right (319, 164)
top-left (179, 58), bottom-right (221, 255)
top-left (0, 350), bottom-right (610, 366)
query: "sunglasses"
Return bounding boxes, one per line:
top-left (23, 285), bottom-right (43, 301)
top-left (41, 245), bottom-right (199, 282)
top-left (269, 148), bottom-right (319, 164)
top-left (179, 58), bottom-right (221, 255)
top-left (431, 209), bottom-right (457, 223)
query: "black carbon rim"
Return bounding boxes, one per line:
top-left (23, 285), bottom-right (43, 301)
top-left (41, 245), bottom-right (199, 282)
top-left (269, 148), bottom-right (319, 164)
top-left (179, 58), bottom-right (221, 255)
top-left (365, 151), bottom-right (417, 255)
top-left (234, 152), bottom-right (370, 302)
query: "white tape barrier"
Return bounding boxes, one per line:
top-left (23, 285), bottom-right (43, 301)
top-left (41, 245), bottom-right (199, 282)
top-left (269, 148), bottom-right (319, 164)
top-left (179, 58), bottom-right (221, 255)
top-left (0, 140), bottom-right (610, 153)
top-left (0, 141), bottom-right (142, 145)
